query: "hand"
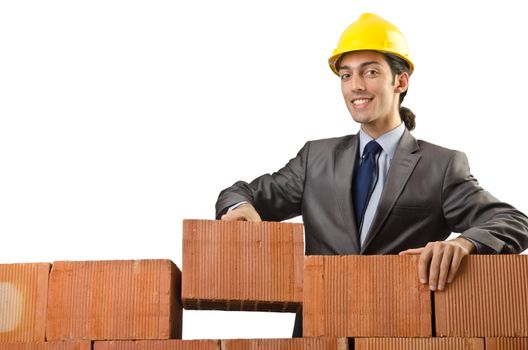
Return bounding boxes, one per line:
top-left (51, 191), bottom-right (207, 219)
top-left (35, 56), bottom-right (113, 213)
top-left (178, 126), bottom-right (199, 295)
top-left (399, 237), bottom-right (475, 291)
top-left (221, 203), bottom-right (262, 222)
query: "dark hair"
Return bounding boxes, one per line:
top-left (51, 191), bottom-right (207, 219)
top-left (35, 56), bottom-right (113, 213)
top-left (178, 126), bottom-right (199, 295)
top-left (382, 53), bottom-right (416, 131)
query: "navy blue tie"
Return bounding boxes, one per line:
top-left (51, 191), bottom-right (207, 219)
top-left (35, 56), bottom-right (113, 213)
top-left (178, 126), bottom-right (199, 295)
top-left (353, 140), bottom-right (382, 227)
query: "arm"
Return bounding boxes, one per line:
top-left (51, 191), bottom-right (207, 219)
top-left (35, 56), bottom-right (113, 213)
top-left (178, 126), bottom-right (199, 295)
top-left (401, 151), bottom-right (528, 290)
top-left (215, 142), bottom-right (310, 222)
top-left (442, 151), bottom-right (528, 253)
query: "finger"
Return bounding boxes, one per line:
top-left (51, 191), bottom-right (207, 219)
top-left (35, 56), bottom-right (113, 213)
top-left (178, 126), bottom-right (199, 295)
top-left (399, 248), bottom-right (424, 255)
top-left (232, 204), bottom-right (258, 222)
top-left (247, 212), bottom-right (262, 222)
top-left (221, 211), bottom-right (246, 221)
top-left (240, 206), bottom-right (261, 222)
top-left (447, 248), bottom-right (465, 284)
top-left (428, 244), bottom-right (444, 291)
top-left (418, 246), bottom-right (433, 284)
top-left (437, 246), bottom-right (454, 291)
top-left (246, 207), bottom-right (260, 222)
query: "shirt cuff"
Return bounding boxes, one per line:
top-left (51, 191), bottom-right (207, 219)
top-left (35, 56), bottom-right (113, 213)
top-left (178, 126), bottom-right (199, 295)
top-left (228, 201), bottom-right (249, 212)
top-left (463, 237), bottom-right (496, 254)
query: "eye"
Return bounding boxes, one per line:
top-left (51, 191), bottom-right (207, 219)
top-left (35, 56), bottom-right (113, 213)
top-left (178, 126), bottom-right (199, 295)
top-left (365, 69), bottom-right (379, 77)
top-left (340, 73), bottom-right (351, 80)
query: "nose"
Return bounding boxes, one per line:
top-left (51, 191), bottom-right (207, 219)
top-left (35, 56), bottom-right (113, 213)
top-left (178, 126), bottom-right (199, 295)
top-left (349, 74), bottom-right (366, 91)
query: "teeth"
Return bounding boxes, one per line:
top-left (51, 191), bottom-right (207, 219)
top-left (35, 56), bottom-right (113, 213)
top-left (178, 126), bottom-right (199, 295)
top-left (352, 98), bottom-right (370, 105)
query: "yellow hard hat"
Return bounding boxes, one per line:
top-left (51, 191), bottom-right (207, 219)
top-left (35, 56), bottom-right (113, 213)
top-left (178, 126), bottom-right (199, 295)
top-left (328, 13), bottom-right (414, 75)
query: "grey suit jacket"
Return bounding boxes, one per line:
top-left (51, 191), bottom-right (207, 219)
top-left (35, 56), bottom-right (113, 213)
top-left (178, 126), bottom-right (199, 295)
top-left (216, 129), bottom-right (528, 255)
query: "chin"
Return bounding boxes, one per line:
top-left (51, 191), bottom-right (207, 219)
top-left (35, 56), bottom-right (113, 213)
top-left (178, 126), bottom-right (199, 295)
top-left (350, 114), bottom-right (373, 125)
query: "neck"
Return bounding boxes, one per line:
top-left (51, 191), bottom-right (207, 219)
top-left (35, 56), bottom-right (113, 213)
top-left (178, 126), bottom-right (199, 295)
top-left (361, 116), bottom-right (402, 139)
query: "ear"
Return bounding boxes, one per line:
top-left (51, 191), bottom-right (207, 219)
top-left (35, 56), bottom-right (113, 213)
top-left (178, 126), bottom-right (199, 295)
top-left (394, 72), bottom-right (409, 93)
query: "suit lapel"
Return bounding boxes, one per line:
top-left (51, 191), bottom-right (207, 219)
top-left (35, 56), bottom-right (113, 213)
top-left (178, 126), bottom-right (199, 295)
top-left (333, 134), bottom-right (361, 253)
top-left (360, 129), bottom-right (422, 253)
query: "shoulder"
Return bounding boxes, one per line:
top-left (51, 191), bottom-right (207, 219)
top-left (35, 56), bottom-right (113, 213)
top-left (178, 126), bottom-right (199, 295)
top-left (412, 136), bottom-right (470, 171)
top-left (306, 134), bottom-right (356, 150)
top-left (415, 137), bottom-right (465, 159)
top-left (290, 134), bottom-right (356, 164)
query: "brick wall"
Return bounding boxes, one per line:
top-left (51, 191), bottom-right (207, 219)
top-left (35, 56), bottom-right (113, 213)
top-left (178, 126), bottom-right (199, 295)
top-left (2, 220), bottom-right (527, 349)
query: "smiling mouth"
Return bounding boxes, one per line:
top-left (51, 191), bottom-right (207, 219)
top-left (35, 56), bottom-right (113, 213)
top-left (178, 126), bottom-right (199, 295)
top-left (351, 98), bottom-right (372, 106)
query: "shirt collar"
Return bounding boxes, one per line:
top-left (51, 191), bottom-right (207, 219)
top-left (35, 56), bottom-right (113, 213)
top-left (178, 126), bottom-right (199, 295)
top-left (358, 122), bottom-right (406, 159)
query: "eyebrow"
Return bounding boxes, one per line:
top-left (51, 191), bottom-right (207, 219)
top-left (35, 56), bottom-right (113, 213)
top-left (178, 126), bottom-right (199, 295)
top-left (338, 61), bottom-right (382, 72)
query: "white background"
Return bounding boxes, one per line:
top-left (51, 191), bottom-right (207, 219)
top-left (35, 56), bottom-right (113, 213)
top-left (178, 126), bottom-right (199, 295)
top-left (1, 0), bottom-right (527, 340)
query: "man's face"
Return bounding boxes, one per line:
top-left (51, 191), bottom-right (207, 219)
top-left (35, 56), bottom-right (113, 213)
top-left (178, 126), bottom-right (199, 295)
top-left (338, 50), bottom-right (407, 134)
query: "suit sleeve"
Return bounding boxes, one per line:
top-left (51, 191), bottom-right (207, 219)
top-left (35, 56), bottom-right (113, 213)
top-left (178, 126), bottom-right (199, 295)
top-left (442, 151), bottom-right (528, 253)
top-left (215, 141), bottom-right (310, 221)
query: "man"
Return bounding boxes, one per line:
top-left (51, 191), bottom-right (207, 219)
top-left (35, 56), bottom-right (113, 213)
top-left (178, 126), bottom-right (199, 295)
top-left (215, 13), bottom-right (528, 335)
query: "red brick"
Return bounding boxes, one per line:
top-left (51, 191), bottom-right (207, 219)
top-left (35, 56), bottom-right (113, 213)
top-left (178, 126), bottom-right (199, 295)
top-left (94, 340), bottom-right (219, 350)
top-left (303, 255), bottom-right (431, 337)
top-left (182, 220), bottom-right (303, 312)
top-left (355, 337), bottom-right (484, 349)
top-left (0, 341), bottom-right (90, 350)
top-left (486, 338), bottom-right (528, 349)
top-left (222, 338), bottom-right (347, 350)
top-left (435, 255), bottom-right (528, 337)
top-left (0, 263), bottom-right (50, 342)
top-left (46, 260), bottom-right (182, 341)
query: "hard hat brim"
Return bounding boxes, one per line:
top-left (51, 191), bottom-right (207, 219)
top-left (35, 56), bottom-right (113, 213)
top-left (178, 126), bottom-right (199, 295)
top-left (328, 49), bottom-right (414, 76)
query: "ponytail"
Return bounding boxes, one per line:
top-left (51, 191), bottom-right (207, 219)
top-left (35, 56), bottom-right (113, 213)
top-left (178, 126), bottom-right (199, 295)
top-left (400, 106), bottom-right (416, 131)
